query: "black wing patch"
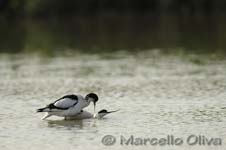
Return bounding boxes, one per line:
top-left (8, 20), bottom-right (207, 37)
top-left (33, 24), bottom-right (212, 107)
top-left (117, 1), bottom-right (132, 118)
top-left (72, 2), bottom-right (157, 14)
top-left (47, 103), bottom-right (67, 110)
top-left (60, 95), bottom-right (78, 100)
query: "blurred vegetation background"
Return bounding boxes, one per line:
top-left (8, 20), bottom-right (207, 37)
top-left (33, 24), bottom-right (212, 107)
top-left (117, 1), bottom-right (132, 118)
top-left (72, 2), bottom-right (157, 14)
top-left (0, 0), bottom-right (226, 55)
top-left (1, 0), bottom-right (226, 17)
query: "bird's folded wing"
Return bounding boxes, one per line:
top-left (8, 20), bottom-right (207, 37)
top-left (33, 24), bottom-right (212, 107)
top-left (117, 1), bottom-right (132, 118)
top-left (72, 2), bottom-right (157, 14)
top-left (54, 98), bottom-right (78, 109)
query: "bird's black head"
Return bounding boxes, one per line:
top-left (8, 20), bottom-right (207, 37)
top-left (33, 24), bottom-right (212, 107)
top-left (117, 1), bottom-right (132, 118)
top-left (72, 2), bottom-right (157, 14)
top-left (86, 93), bottom-right (98, 113)
top-left (85, 93), bottom-right (98, 103)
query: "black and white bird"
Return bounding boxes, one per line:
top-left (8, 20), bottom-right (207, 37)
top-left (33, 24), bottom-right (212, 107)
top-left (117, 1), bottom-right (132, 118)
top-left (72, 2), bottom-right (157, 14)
top-left (37, 93), bottom-right (98, 120)
top-left (66, 109), bottom-right (119, 120)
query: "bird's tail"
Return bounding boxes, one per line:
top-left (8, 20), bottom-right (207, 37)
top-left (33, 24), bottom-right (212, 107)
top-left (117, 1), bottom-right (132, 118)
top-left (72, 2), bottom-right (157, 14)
top-left (36, 107), bottom-right (50, 112)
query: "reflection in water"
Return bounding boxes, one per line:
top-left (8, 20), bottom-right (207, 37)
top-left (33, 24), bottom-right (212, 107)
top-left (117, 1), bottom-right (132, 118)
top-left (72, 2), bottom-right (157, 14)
top-left (46, 118), bottom-right (98, 130)
top-left (47, 119), bottom-right (85, 129)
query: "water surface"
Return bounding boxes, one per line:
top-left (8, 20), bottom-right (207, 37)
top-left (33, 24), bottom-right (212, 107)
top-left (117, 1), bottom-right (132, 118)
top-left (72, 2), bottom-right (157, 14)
top-left (0, 50), bottom-right (226, 150)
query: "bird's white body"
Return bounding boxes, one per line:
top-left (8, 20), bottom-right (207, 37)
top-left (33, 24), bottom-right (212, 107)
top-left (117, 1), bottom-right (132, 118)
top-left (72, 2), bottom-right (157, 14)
top-left (37, 93), bottom-right (99, 120)
top-left (66, 109), bottom-right (119, 120)
top-left (67, 110), bottom-right (94, 119)
top-left (48, 95), bottom-right (89, 117)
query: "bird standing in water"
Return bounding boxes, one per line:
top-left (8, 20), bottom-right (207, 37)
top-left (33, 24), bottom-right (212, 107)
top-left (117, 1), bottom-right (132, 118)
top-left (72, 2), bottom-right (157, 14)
top-left (37, 93), bottom-right (98, 120)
